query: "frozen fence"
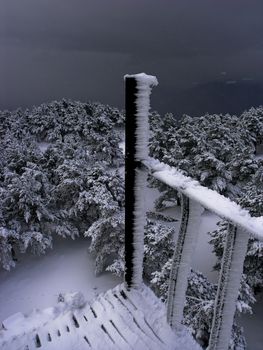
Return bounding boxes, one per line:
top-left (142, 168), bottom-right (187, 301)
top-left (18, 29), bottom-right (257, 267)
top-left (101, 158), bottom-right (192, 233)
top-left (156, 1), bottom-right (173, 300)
top-left (0, 284), bottom-right (201, 350)
top-left (143, 157), bottom-right (263, 350)
top-left (124, 73), bottom-right (263, 350)
top-left (143, 157), bottom-right (263, 240)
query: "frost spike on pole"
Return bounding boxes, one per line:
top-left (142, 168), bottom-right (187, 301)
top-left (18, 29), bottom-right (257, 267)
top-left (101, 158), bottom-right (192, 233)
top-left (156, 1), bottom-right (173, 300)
top-left (124, 73), bottom-right (158, 290)
top-left (208, 225), bottom-right (249, 350)
top-left (167, 194), bottom-right (203, 329)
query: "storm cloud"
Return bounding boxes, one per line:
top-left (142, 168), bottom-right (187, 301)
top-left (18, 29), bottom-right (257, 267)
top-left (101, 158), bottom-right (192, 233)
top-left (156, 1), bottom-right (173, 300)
top-left (1, 0), bottom-right (263, 115)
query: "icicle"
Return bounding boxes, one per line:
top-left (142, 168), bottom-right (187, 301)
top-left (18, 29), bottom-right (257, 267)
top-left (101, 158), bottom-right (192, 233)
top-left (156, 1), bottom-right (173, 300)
top-left (124, 73), bottom-right (158, 290)
top-left (167, 195), bottom-right (203, 328)
top-left (208, 225), bottom-right (249, 350)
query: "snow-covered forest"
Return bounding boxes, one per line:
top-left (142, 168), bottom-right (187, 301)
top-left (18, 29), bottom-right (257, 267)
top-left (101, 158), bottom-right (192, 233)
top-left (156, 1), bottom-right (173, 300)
top-left (0, 100), bottom-right (263, 349)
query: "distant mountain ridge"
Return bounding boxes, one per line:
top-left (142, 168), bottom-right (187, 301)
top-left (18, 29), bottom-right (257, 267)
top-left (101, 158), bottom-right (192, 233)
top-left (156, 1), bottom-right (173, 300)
top-left (160, 80), bottom-right (263, 117)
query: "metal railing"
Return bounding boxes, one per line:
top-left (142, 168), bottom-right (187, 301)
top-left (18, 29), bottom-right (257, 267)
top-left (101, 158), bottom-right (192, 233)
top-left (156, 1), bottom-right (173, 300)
top-left (124, 73), bottom-right (263, 350)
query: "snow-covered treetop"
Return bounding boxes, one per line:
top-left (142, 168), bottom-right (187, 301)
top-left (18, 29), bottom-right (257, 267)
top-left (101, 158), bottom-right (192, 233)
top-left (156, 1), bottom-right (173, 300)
top-left (144, 158), bottom-right (263, 240)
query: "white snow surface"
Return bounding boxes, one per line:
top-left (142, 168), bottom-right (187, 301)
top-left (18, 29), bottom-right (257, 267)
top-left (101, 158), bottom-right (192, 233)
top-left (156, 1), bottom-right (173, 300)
top-left (0, 198), bottom-right (261, 349)
top-left (118, 140), bottom-right (125, 155)
top-left (124, 72), bottom-right (158, 88)
top-left (0, 237), bottom-right (121, 322)
top-left (239, 292), bottom-right (263, 350)
top-left (144, 157), bottom-right (263, 240)
top-left (0, 283), bottom-right (201, 350)
top-left (192, 210), bottom-right (219, 282)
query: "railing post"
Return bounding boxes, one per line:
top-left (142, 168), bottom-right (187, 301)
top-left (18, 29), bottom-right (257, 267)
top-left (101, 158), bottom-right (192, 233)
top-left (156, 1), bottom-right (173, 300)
top-left (124, 73), bottom-right (158, 290)
top-left (208, 224), bottom-right (249, 350)
top-left (167, 194), bottom-right (203, 328)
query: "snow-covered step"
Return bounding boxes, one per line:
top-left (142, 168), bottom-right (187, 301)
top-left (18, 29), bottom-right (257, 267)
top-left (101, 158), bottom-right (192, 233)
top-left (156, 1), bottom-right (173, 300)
top-left (0, 283), bottom-right (201, 350)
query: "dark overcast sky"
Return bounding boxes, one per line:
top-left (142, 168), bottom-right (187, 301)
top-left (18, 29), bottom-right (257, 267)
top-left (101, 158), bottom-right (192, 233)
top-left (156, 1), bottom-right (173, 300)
top-left (1, 0), bottom-right (263, 115)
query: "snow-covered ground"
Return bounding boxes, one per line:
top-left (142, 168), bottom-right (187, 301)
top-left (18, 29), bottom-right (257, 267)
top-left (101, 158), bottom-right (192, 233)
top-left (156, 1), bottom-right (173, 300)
top-left (118, 140), bottom-right (125, 155)
top-left (239, 293), bottom-right (263, 350)
top-left (0, 185), bottom-right (218, 322)
top-left (192, 210), bottom-right (219, 282)
top-left (144, 184), bottom-right (220, 283)
top-left (0, 237), bottom-right (121, 322)
top-left (0, 186), bottom-right (262, 349)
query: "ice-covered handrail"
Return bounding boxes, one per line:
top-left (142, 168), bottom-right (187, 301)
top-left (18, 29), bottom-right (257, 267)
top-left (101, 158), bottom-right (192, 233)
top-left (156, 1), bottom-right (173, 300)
top-left (143, 157), bottom-right (263, 240)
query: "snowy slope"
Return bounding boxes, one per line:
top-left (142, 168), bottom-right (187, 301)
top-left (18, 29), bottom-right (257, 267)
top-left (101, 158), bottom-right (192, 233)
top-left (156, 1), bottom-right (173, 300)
top-left (0, 237), bottom-right (121, 322)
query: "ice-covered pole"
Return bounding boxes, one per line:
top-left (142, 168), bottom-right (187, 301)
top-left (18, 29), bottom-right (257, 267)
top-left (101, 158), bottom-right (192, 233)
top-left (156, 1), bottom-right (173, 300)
top-left (124, 73), bottom-right (158, 290)
top-left (208, 225), bottom-right (249, 350)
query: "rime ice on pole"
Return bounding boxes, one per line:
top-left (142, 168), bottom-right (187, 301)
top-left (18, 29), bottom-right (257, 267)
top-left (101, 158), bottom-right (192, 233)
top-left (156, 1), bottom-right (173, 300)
top-left (124, 73), bottom-right (158, 160)
top-left (124, 73), bottom-right (158, 289)
top-left (167, 195), bottom-right (203, 330)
